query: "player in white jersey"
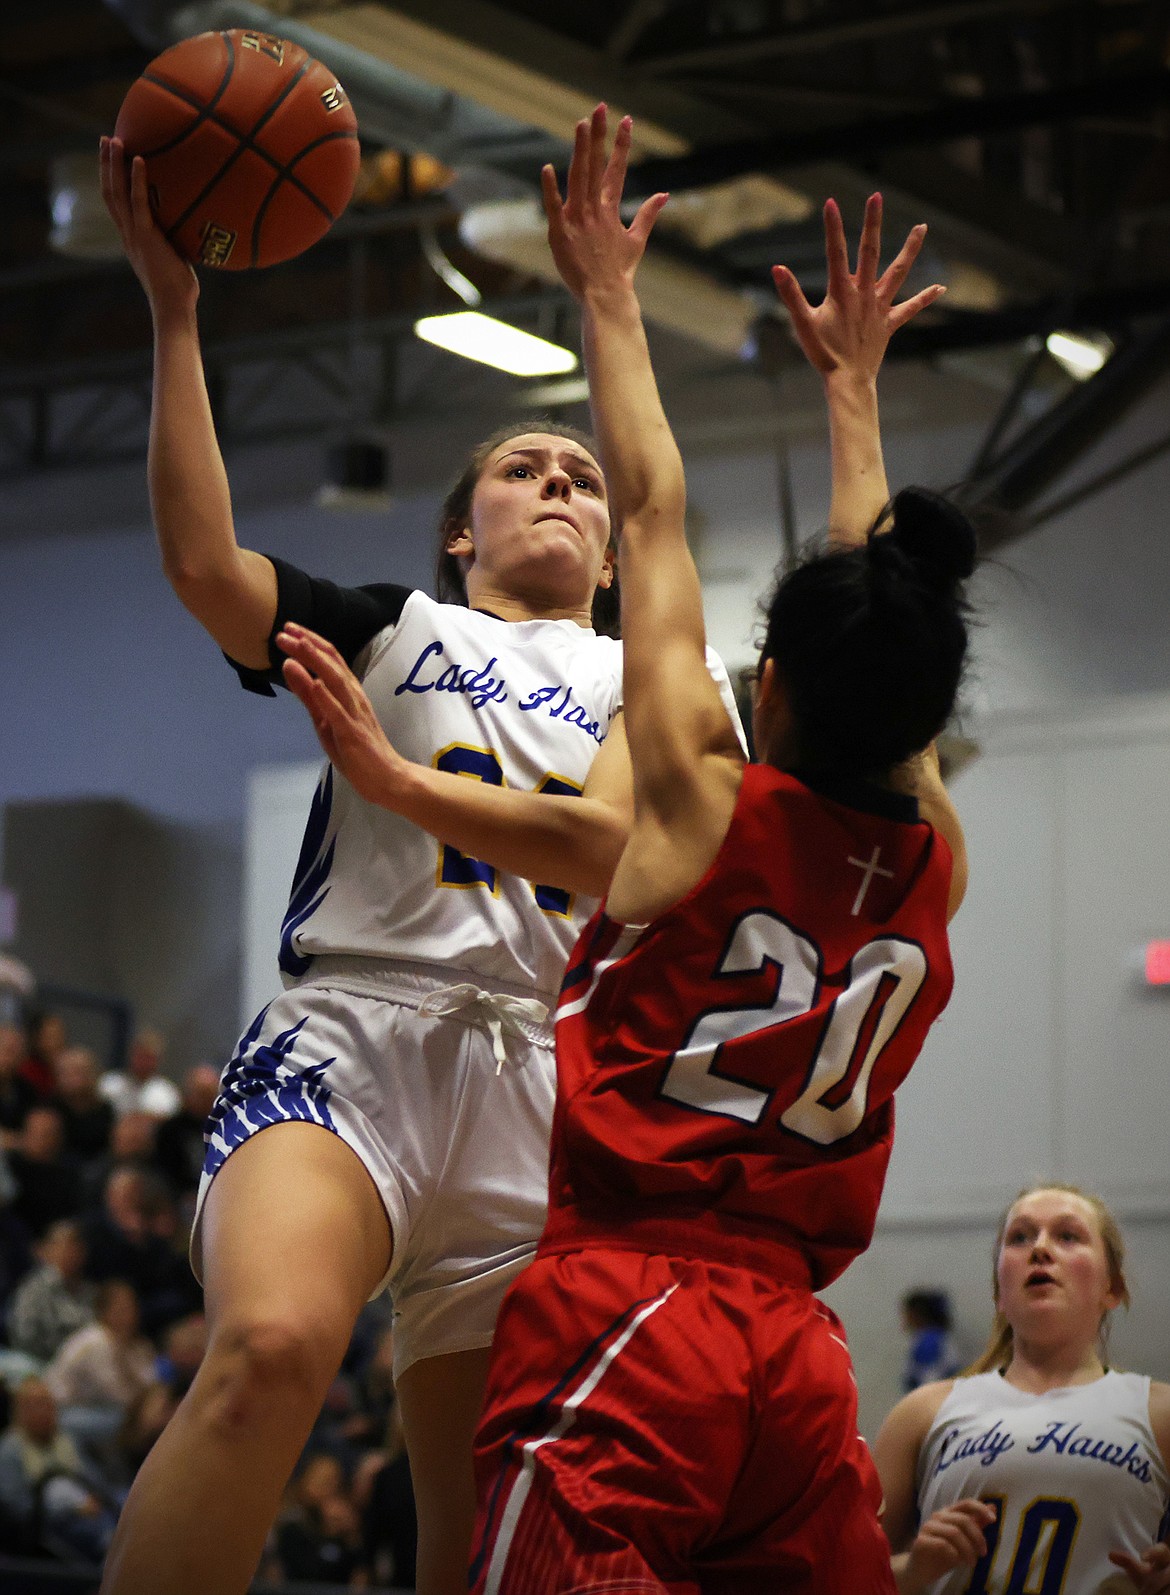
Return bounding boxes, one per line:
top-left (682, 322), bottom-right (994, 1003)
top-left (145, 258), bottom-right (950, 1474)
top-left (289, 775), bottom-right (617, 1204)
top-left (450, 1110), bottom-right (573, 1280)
top-left (98, 135), bottom-right (745, 1595)
top-left (874, 1185), bottom-right (1170, 1595)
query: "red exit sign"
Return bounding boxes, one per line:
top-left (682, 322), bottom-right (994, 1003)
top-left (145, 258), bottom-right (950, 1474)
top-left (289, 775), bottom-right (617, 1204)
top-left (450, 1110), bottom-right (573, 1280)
top-left (1145, 941), bottom-right (1170, 986)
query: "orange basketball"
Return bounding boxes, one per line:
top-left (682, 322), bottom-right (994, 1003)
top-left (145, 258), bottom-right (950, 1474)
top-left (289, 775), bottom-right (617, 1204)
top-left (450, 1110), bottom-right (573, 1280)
top-left (114, 28), bottom-right (360, 270)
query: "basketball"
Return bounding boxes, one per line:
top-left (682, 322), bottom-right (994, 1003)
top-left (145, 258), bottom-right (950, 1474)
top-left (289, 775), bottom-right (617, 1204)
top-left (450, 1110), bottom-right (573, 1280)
top-left (114, 28), bottom-right (361, 270)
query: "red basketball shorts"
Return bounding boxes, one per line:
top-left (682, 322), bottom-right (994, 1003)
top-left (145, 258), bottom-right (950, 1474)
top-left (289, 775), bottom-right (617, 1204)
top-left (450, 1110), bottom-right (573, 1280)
top-left (470, 1245), bottom-right (896, 1595)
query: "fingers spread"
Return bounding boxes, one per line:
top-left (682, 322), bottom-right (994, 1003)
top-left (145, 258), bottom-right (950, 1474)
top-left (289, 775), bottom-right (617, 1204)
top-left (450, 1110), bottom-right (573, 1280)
top-left (601, 113), bottom-right (632, 210)
top-left (566, 116), bottom-right (591, 213)
top-left (771, 263), bottom-right (812, 320)
top-left (855, 191), bottom-right (883, 291)
top-left (587, 102), bottom-right (608, 203)
top-left (627, 190), bottom-right (668, 250)
top-left (540, 163), bottom-right (563, 227)
top-left (276, 628), bottom-right (358, 707)
top-left (888, 282), bottom-right (946, 332)
top-left (877, 222), bottom-right (927, 305)
top-left (823, 197), bottom-right (851, 299)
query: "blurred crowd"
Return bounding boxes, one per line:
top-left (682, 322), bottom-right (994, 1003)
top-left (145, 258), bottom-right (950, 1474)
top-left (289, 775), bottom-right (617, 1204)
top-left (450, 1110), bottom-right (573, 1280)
top-left (0, 1008), bottom-right (416, 1588)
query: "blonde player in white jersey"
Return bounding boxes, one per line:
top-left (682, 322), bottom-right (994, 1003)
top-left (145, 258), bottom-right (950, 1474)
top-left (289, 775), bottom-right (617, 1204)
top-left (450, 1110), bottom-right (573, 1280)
top-left (874, 1184), bottom-right (1170, 1595)
top-left (98, 134), bottom-right (750, 1595)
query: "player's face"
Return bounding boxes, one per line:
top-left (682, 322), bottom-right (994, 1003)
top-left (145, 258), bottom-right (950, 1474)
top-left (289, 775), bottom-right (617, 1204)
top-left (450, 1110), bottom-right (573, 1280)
top-left (452, 434), bottom-right (613, 611)
top-left (996, 1189), bottom-right (1121, 1350)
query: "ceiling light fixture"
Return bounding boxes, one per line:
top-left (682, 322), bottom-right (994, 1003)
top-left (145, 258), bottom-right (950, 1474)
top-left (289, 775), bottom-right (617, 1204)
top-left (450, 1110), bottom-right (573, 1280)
top-left (414, 311), bottom-right (577, 377)
top-left (459, 199), bottom-right (757, 358)
top-left (1045, 330), bottom-right (1113, 381)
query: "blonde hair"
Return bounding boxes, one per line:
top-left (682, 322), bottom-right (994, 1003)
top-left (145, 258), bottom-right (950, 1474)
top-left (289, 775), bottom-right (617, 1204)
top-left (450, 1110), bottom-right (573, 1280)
top-left (966, 1182), bottom-right (1130, 1375)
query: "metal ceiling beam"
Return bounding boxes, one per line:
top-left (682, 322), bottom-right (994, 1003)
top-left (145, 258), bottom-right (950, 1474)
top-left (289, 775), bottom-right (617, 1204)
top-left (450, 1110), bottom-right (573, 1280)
top-left (627, 70), bottom-right (1170, 194)
top-left (606, 0), bottom-right (674, 62)
top-left (955, 317), bottom-right (1170, 544)
top-left (886, 282), bottom-right (1170, 356)
top-left (642, 0), bottom-right (1072, 75)
top-left (0, 287), bottom-right (561, 399)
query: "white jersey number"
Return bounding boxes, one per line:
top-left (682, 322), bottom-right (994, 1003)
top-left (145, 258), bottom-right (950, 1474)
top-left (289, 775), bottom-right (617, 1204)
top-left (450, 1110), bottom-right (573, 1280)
top-left (657, 909), bottom-right (927, 1145)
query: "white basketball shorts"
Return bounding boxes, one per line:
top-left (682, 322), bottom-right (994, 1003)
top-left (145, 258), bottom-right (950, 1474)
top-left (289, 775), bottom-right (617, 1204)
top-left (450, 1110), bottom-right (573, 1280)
top-left (191, 956), bottom-right (557, 1378)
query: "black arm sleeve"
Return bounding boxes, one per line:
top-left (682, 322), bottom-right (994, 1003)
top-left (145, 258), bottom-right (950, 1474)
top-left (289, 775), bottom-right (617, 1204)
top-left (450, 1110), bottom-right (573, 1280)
top-left (226, 556), bottom-right (413, 696)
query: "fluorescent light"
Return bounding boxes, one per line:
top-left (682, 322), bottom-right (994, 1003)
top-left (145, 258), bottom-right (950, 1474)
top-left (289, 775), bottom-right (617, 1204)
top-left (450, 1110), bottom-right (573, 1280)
top-left (460, 199), bottom-right (757, 357)
top-left (414, 311), bottom-right (577, 377)
top-left (1046, 330), bottom-right (1113, 380)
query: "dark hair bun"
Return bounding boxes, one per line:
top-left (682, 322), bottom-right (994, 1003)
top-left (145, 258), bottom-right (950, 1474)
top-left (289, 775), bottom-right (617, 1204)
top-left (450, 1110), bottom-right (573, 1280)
top-left (884, 486), bottom-right (977, 588)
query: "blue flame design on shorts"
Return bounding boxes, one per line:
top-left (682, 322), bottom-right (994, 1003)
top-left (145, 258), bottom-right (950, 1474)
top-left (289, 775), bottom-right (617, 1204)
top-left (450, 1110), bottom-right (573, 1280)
top-left (203, 1007), bottom-right (338, 1180)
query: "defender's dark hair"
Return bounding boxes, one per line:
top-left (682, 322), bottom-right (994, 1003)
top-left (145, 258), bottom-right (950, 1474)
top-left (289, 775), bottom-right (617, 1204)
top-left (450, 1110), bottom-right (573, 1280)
top-left (433, 419), bottom-right (620, 637)
top-left (762, 487), bottom-right (976, 779)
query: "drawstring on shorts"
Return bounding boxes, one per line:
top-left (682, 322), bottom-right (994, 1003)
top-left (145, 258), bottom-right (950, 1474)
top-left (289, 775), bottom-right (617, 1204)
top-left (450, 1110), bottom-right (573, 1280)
top-left (416, 984), bottom-right (550, 1074)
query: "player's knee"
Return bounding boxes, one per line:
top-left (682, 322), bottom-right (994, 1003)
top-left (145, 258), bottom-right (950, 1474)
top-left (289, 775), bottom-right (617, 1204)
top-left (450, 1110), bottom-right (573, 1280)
top-left (203, 1312), bottom-right (335, 1430)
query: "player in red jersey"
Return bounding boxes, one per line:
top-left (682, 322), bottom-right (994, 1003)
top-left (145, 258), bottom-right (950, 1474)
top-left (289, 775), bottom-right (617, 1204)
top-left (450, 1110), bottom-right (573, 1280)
top-left (470, 107), bottom-right (977, 1595)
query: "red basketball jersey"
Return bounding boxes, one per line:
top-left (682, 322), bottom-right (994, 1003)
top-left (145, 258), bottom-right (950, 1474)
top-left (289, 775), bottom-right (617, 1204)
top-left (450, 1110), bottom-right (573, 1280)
top-left (545, 763), bottom-right (954, 1288)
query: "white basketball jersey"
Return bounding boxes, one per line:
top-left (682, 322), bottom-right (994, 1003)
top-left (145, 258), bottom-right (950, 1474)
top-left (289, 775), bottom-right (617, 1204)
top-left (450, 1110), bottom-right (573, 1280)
top-left (278, 590), bottom-right (742, 999)
top-left (917, 1370), bottom-right (1170, 1595)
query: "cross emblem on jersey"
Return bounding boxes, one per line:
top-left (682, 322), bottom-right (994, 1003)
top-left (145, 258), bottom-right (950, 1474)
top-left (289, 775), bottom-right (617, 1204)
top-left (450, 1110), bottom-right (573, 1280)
top-left (847, 845), bottom-right (895, 916)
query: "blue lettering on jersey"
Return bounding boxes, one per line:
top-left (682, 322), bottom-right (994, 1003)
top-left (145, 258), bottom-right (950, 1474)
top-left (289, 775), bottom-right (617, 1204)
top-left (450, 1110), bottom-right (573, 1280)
top-left (936, 1421), bottom-right (1015, 1473)
top-left (519, 683), bottom-right (604, 744)
top-left (1028, 1422), bottom-right (1153, 1481)
top-left (395, 641), bottom-right (508, 709)
top-left (393, 640), bottom-right (606, 743)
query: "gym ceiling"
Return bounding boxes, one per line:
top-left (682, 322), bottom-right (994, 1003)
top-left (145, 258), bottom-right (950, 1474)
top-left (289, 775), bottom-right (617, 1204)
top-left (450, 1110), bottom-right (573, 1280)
top-left (1, 0), bottom-right (1168, 535)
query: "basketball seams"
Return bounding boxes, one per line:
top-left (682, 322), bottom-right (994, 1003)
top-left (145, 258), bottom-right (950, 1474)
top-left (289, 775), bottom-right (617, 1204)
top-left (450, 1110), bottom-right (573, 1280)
top-left (136, 32), bottom-right (237, 161)
top-left (249, 131), bottom-right (361, 266)
top-left (162, 52), bottom-right (314, 248)
top-left (120, 28), bottom-right (359, 269)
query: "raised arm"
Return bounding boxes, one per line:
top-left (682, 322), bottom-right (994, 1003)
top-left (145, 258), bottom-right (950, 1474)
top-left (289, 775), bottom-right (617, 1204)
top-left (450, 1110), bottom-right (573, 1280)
top-left (542, 110), bottom-right (744, 920)
top-left (772, 194), bottom-right (945, 545)
top-left (100, 137), bottom-right (276, 668)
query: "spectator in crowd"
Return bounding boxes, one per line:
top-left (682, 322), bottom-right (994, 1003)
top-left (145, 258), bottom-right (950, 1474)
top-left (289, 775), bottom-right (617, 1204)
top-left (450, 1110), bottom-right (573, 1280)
top-left (352, 1369), bottom-right (416, 1592)
top-left (358, 1444), bottom-right (416, 1590)
top-left (0, 950), bottom-right (35, 1028)
top-left (122, 1313), bottom-right (208, 1479)
top-left (0, 1375), bottom-right (118, 1563)
top-left (0, 1020), bottom-right (37, 1147)
top-left (154, 1311), bottom-right (207, 1402)
top-left (7, 1105), bottom-right (82, 1239)
top-left (79, 1166), bottom-right (198, 1335)
top-left (8, 1218), bottom-right (95, 1365)
top-left (44, 1279), bottom-right (158, 1453)
top-left (345, 1323), bottom-right (399, 1453)
top-left (20, 1011), bottom-right (67, 1100)
top-left (900, 1288), bottom-right (963, 1391)
top-left (53, 1046), bottom-right (115, 1167)
top-left (153, 1063), bottom-right (218, 1198)
top-left (0, 1158), bottom-right (35, 1328)
top-left (80, 1110), bottom-right (157, 1209)
top-left (100, 1028), bottom-right (180, 1121)
top-left (274, 1451), bottom-right (365, 1587)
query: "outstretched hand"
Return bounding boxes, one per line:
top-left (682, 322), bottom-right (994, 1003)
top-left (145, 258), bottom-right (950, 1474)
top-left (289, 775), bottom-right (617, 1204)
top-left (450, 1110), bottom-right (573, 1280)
top-left (278, 624), bottom-right (407, 807)
top-left (1110, 1541), bottom-right (1170, 1593)
top-left (99, 135), bottom-right (198, 313)
top-left (904, 1499), bottom-right (996, 1589)
top-left (541, 104), bottom-right (668, 302)
top-left (772, 194), bottom-right (944, 384)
